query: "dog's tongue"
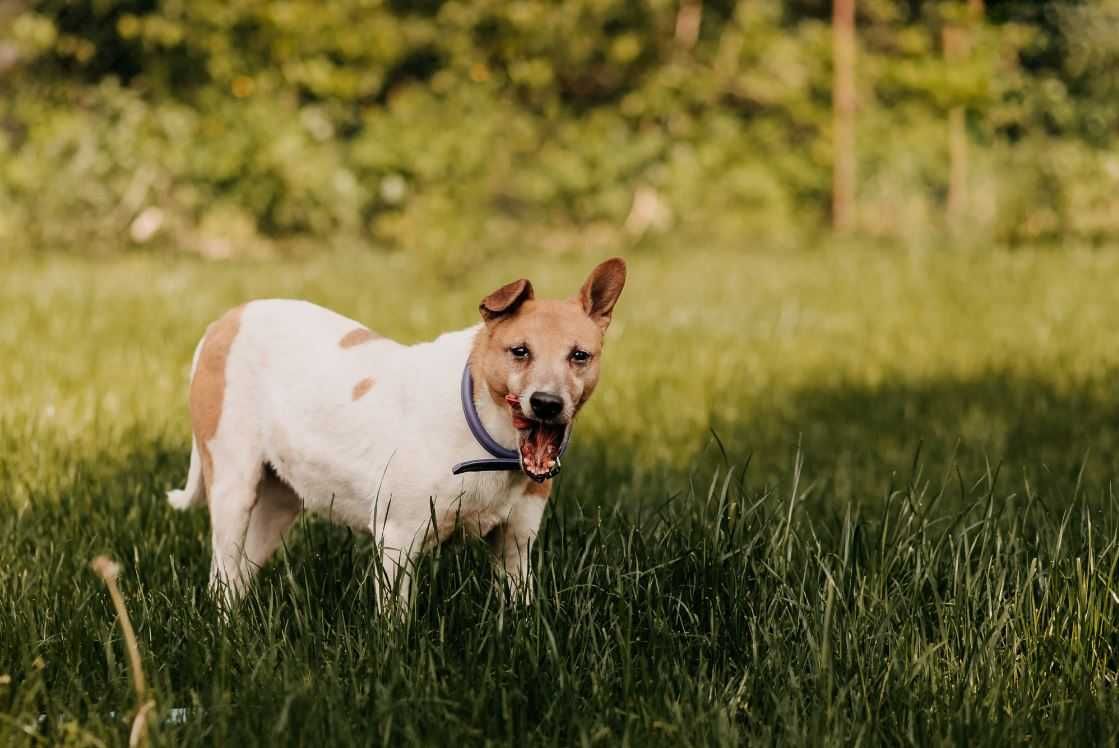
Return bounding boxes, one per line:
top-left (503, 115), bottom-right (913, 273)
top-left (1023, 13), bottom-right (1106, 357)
top-left (520, 422), bottom-right (563, 478)
top-left (530, 425), bottom-right (555, 454)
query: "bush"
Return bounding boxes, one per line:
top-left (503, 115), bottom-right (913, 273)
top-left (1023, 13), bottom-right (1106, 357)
top-left (2, 0), bottom-right (1118, 258)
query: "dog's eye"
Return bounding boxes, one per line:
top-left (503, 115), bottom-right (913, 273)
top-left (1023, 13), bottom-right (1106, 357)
top-left (510, 345), bottom-right (530, 360)
top-left (570, 349), bottom-right (591, 364)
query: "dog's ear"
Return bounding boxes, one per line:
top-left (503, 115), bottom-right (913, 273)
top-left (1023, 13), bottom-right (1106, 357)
top-left (577, 258), bottom-right (626, 330)
top-left (480, 278), bottom-right (534, 325)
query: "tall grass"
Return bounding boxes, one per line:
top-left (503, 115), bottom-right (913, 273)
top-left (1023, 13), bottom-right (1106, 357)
top-left (2, 246), bottom-right (1119, 744)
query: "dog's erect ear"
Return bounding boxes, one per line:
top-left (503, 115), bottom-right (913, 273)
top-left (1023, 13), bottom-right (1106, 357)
top-left (480, 278), bottom-right (534, 325)
top-left (578, 257), bottom-right (626, 330)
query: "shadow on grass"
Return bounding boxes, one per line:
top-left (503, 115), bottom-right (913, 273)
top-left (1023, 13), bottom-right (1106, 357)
top-left (693, 368), bottom-right (1119, 506)
top-left (3, 370), bottom-right (1119, 743)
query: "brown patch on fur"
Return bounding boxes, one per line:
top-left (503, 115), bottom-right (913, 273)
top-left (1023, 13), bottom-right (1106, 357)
top-left (190, 305), bottom-right (245, 495)
top-left (339, 327), bottom-right (379, 348)
top-left (352, 376), bottom-right (376, 401)
top-left (525, 479), bottom-right (552, 499)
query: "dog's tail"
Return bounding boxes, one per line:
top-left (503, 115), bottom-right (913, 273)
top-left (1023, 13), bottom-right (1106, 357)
top-left (168, 335), bottom-right (207, 511)
top-left (167, 436), bottom-right (206, 510)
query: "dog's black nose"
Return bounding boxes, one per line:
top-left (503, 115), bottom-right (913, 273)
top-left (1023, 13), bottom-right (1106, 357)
top-left (529, 392), bottom-right (564, 420)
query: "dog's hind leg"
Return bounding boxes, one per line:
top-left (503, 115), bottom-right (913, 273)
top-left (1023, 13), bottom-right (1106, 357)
top-left (242, 466), bottom-right (302, 576)
top-left (207, 457), bottom-right (263, 611)
top-left (209, 460), bottom-right (303, 611)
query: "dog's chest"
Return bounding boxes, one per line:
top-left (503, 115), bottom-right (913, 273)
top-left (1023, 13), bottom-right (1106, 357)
top-left (434, 476), bottom-right (522, 540)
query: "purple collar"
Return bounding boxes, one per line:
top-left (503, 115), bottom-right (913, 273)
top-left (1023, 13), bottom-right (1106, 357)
top-left (451, 364), bottom-right (571, 478)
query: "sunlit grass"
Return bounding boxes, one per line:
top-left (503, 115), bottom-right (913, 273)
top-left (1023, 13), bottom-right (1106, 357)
top-left (3, 245), bottom-right (1119, 743)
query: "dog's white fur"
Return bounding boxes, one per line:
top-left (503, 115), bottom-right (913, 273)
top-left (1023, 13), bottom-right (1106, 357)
top-left (169, 260), bottom-right (625, 614)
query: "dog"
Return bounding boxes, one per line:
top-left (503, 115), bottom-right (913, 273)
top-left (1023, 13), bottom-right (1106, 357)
top-left (168, 258), bottom-right (626, 613)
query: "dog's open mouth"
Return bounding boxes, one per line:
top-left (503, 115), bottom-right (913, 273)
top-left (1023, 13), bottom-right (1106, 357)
top-left (506, 394), bottom-right (566, 482)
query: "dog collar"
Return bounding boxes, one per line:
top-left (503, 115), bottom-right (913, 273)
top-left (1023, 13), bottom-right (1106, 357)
top-left (452, 364), bottom-right (570, 479)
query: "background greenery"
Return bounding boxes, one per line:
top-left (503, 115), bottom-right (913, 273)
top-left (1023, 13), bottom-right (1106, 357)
top-left (3, 0), bottom-right (1119, 263)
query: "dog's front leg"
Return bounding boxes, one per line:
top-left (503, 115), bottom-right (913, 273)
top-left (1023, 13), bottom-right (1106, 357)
top-left (488, 497), bottom-right (547, 604)
top-left (371, 521), bottom-right (420, 620)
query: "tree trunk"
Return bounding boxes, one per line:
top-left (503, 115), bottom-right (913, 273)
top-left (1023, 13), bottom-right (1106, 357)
top-left (945, 0), bottom-right (984, 233)
top-left (675, 0), bottom-right (703, 51)
top-left (944, 26), bottom-right (968, 230)
top-left (832, 0), bottom-right (857, 233)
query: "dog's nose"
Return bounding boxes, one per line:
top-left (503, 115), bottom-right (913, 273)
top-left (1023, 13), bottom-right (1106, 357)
top-left (529, 392), bottom-right (564, 420)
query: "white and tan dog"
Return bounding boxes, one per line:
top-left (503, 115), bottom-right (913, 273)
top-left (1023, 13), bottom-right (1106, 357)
top-left (168, 258), bottom-right (626, 613)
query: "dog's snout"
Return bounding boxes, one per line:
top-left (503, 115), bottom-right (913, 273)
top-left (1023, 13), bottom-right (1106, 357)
top-left (529, 392), bottom-right (564, 420)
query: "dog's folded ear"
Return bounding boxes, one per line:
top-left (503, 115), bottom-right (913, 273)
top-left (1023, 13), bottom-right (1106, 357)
top-left (480, 278), bottom-right (534, 325)
top-left (578, 258), bottom-right (626, 330)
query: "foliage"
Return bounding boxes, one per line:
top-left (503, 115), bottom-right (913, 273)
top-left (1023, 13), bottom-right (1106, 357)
top-left (1, 1), bottom-right (1119, 259)
top-left (4, 247), bottom-right (1119, 742)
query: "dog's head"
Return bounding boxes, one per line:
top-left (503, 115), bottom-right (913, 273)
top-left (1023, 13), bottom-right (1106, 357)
top-left (472, 257), bottom-right (627, 481)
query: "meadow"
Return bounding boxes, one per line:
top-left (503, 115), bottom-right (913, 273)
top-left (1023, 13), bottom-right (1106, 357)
top-left (3, 245), bottom-right (1119, 745)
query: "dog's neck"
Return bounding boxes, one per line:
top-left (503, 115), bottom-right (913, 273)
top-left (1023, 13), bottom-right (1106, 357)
top-left (466, 327), bottom-right (519, 453)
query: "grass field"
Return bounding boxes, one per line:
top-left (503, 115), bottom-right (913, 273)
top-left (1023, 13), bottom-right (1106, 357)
top-left (4, 245), bottom-right (1119, 745)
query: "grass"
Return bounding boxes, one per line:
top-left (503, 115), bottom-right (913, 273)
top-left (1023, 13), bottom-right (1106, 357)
top-left (3, 244), bottom-right (1119, 744)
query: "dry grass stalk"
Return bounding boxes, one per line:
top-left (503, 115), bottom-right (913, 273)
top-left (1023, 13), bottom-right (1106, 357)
top-left (90, 555), bottom-right (154, 748)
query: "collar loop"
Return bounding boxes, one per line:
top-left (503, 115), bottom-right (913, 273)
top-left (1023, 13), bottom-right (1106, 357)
top-left (452, 364), bottom-right (571, 478)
